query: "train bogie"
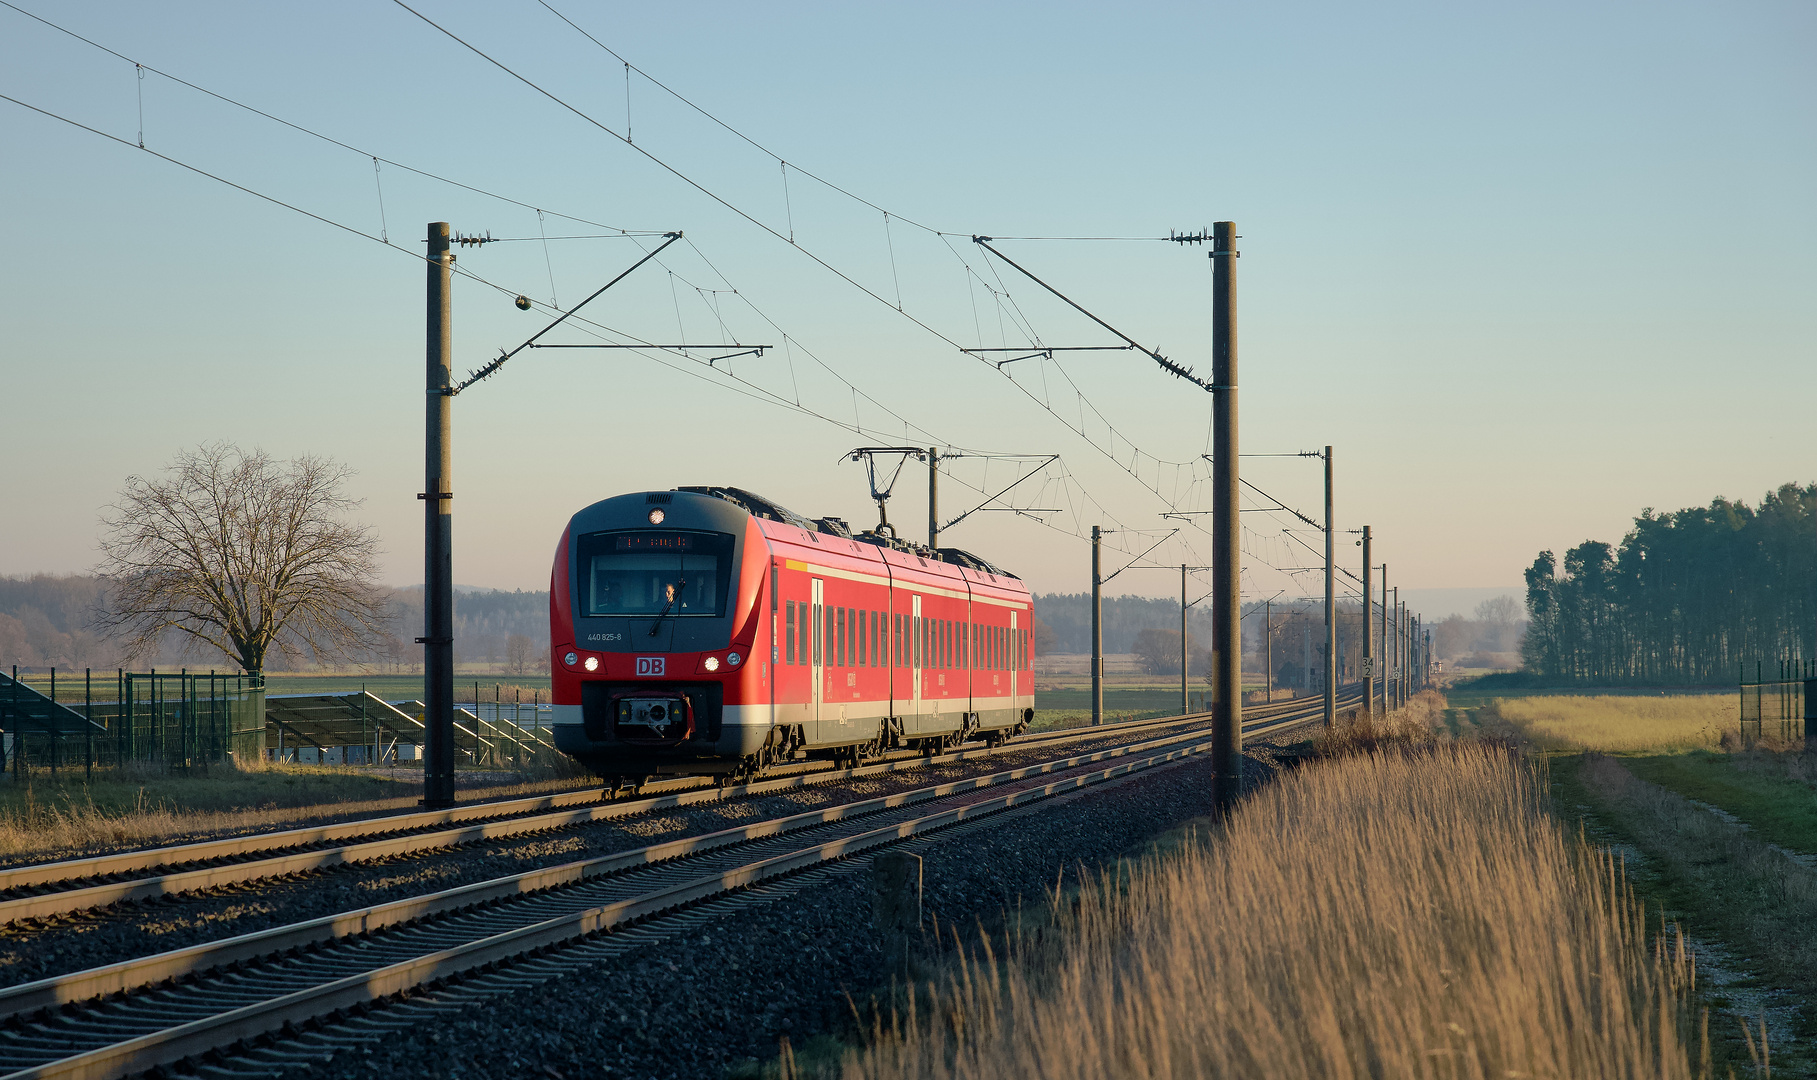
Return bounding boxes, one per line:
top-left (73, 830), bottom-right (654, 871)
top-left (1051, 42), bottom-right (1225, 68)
top-left (549, 486), bottom-right (1034, 779)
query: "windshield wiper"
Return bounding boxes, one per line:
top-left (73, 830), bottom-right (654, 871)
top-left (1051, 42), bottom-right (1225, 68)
top-left (648, 575), bottom-right (687, 637)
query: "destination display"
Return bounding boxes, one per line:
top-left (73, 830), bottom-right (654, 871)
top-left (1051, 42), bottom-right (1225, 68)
top-left (614, 533), bottom-right (699, 553)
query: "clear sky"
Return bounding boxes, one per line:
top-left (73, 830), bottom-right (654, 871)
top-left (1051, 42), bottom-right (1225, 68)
top-left (2, 1), bottom-right (1811, 608)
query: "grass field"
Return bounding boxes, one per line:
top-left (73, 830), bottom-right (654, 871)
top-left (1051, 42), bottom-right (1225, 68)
top-left (842, 743), bottom-right (1696, 1080)
top-left (258, 673), bottom-right (553, 701)
top-left (1485, 693), bottom-right (1734, 752)
top-left (1619, 750), bottom-right (1817, 857)
top-left (1444, 676), bottom-right (1733, 710)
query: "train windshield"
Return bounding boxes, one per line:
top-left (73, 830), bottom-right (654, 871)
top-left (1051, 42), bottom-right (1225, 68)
top-left (577, 530), bottom-right (735, 618)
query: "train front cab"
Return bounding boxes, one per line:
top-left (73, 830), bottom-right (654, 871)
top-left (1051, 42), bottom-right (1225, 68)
top-left (549, 491), bottom-right (776, 776)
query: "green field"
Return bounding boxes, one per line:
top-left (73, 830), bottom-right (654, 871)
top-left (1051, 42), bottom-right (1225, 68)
top-left (1443, 675), bottom-right (1733, 711)
top-left (256, 674), bottom-right (552, 701)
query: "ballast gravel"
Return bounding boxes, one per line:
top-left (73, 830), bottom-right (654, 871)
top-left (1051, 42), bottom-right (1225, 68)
top-left (287, 737), bottom-right (1298, 1080)
top-left (0, 719), bottom-right (1230, 990)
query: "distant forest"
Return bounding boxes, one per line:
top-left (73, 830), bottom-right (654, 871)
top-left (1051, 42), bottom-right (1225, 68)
top-left (1521, 482), bottom-right (1816, 685)
top-left (0, 575), bottom-right (547, 674)
top-left (1032, 594), bottom-right (1219, 656)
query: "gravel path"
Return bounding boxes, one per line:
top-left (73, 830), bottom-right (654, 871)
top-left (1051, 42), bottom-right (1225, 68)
top-left (0, 719), bottom-right (1238, 990)
top-left (282, 726), bottom-right (1308, 1080)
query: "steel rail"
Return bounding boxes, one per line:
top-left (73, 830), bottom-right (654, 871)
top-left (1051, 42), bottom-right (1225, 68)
top-left (0, 704), bottom-right (1201, 893)
top-left (0, 692), bottom-right (1347, 1027)
top-left (0, 693), bottom-right (1340, 917)
top-left (0, 727), bottom-right (1249, 1080)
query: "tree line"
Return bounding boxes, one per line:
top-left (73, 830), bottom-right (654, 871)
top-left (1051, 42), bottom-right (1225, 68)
top-left (0, 574), bottom-right (549, 675)
top-left (1521, 482), bottom-right (1817, 685)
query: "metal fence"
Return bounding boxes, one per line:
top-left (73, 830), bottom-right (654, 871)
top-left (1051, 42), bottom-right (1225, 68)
top-left (1, 667), bottom-right (264, 776)
top-left (1738, 659), bottom-right (1810, 747)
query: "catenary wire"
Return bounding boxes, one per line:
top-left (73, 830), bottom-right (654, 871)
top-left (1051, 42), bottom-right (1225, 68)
top-left (0, 1), bottom-right (668, 238)
top-left (4, 18), bottom-right (1318, 597)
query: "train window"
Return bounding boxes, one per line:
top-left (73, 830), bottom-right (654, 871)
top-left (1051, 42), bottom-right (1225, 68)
top-left (577, 530), bottom-right (734, 618)
top-left (944, 620), bottom-right (951, 669)
top-left (858, 608), bottom-right (867, 667)
top-left (785, 601), bottom-right (796, 664)
top-left (837, 607), bottom-right (847, 667)
top-left (812, 603), bottom-right (823, 666)
top-left (894, 613), bottom-right (903, 667)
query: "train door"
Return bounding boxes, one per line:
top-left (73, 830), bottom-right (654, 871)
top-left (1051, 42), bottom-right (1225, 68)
top-left (1009, 610), bottom-right (1019, 708)
top-left (910, 593), bottom-right (922, 732)
top-left (811, 578), bottom-right (825, 743)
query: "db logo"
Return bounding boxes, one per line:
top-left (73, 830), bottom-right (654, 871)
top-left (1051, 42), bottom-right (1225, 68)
top-left (635, 657), bottom-right (666, 677)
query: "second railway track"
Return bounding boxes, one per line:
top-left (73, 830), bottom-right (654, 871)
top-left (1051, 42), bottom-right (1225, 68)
top-left (0, 692), bottom-right (1346, 1080)
top-left (0, 693), bottom-right (1347, 927)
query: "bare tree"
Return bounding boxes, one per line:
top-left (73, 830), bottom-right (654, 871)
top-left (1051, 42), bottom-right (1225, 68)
top-left (505, 632), bottom-right (534, 676)
top-left (95, 443), bottom-right (387, 672)
top-left (1131, 628), bottom-right (1184, 676)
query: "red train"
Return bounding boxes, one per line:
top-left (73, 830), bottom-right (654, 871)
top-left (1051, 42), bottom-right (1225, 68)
top-left (549, 486), bottom-right (1035, 781)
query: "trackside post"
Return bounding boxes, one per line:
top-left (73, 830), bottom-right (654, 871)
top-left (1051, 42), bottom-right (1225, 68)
top-left (1210, 222), bottom-right (1241, 810)
top-left (422, 222), bottom-right (456, 808)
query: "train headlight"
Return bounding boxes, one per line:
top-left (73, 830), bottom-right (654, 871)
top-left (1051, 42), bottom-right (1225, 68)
top-left (648, 508), bottom-right (666, 524)
top-left (584, 656), bottom-right (600, 672)
top-left (726, 652), bottom-right (742, 667)
top-left (703, 655), bottom-right (721, 672)
top-left (563, 651), bottom-right (579, 668)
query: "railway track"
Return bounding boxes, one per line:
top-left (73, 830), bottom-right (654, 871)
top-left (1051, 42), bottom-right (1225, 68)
top-left (0, 692), bottom-right (1350, 1080)
top-left (0, 694), bottom-right (1342, 926)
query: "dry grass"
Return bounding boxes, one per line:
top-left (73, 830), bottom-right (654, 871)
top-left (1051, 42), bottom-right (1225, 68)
top-left (1490, 694), bottom-right (1734, 752)
top-left (0, 758), bottom-right (587, 862)
top-left (1309, 689), bottom-right (1446, 756)
top-left (841, 744), bottom-right (1697, 1080)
